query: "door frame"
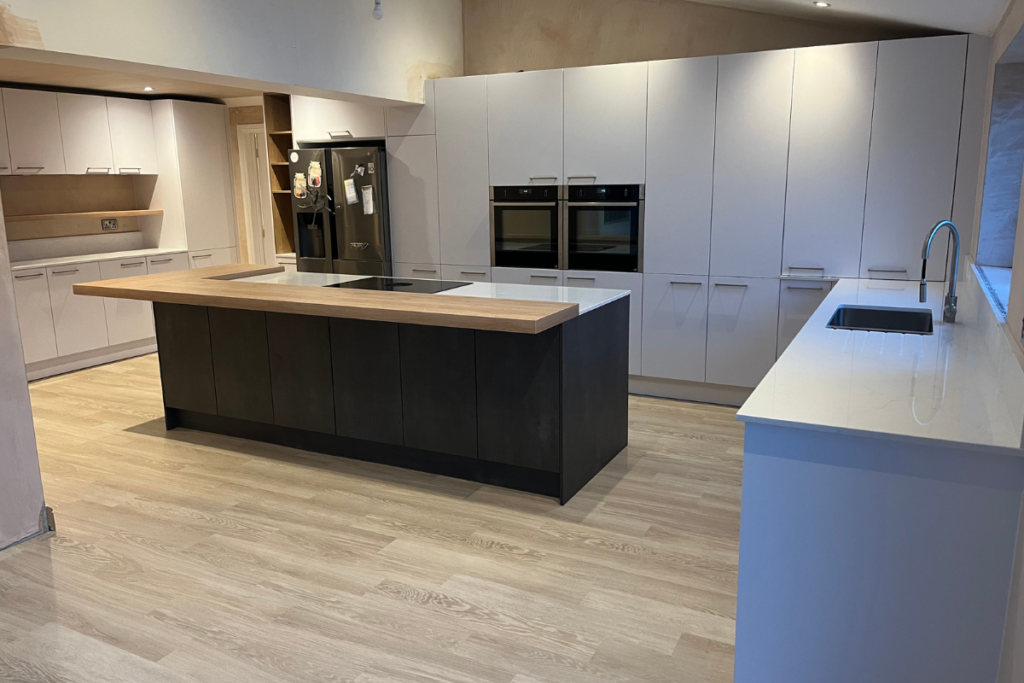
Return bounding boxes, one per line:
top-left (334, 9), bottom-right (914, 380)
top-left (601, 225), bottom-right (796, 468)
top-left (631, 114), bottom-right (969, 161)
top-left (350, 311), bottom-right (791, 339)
top-left (236, 123), bottom-right (276, 265)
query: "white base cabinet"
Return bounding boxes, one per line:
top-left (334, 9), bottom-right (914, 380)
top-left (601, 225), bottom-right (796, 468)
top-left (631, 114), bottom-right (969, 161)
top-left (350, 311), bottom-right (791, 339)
top-left (641, 274), bottom-right (709, 383)
top-left (47, 261), bottom-right (109, 357)
top-left (189, 248), bottom-right (237, 269)
top-left (146, 252), bottom-right (189, 274)
top-left (491, 267), bottom-right (563, 286)
top-left (777, 279), bottom-right (832, 358)
top-left (565, 270), bottom-right (643, 374)
top-left (12, 268), bottom-right (58, 364)
top-left (441, 265), bottom-right (491, 282)
top-left (394, 263), bottom-right (441, 279)
top-left (99, 258), bottom-right (155, 345)
top-left (706, 276), bottom-right (780, 388)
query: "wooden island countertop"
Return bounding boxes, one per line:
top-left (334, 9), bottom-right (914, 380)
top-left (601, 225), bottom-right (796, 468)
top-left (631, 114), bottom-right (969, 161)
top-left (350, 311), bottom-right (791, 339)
top-left (73, 265), bottom-right (583, 334)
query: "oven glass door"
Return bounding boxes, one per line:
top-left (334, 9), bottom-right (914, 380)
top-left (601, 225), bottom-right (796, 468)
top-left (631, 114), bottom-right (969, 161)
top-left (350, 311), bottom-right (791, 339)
top-left (566, 203), bottom-right (640, 272)
top-left (492, 203), bottom-right (560, 268)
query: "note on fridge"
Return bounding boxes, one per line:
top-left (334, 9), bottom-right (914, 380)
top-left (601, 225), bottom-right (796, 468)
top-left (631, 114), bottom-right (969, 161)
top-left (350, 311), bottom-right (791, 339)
top-left (343, 178), bottom-right (358, 205)
top-left (362, 185), bottom-right (374, 215)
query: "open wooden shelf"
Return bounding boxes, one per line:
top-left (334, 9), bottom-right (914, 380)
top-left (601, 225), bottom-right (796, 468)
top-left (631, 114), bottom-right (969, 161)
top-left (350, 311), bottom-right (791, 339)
top-left (5, 209), bottom-right (163, 223)
top-left (270, 162), bottom-right (289, 166)
top-left (269, 130), bottom-right (293, 135)
top-left (272, 190), bottom-right (291, 195)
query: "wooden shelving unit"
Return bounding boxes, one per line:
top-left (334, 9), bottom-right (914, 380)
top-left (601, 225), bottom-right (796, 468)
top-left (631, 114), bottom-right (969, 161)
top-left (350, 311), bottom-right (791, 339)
top-left (5, 209), bottom-right (163, 223)
top-left (262, 93), bottom-right (296, 255)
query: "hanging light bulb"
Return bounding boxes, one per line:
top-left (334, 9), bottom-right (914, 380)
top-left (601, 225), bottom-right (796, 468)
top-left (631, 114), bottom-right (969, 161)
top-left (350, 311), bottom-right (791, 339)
top-left (373, 0), bottom-right (383, 20)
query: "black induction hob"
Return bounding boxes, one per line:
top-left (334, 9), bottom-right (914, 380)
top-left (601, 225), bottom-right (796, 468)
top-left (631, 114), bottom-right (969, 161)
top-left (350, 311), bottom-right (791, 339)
top-left (324, 276), bottom-right (472, 294)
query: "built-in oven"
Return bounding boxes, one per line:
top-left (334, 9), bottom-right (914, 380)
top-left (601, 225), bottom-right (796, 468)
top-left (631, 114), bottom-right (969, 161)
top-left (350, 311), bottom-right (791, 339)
top-left (563, 185), bottom-right (644, 272)
top-left (490, 185), bottom-right (564, 269)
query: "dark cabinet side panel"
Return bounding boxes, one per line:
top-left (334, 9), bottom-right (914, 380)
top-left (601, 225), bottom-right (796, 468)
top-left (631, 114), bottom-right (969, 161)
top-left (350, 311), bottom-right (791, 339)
top-left (266, 312), bottom-right (336, 435)
top-left (153, 303), bottom-right (217, 415)
top-left (330, 318), bottom-right (404, 446)
top-left (476, 327), bottom-right (561, 472)
top-left (399, 324), bottom-right (477, 459)
top-left (209, 307), bottom-right (274, 425)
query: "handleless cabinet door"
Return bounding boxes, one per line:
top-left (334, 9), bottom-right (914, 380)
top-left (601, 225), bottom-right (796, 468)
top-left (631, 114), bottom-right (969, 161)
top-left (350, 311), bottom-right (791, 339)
top-left (645, 56), bottom-right (718, 276)
top-left (47, 261), bottom-right (109, 356)
top-left (710, 51), bottom-right (794, 278)
top-left (107, 98), bottom-right (158, 174)
top-left (860, 35), bottom-right (967, 281)
top-left (388, 135), bottom-right (441, 265)
top-left (436, 76), bottom-right (490, 267)
top-left (491, 267), bottom-right (563, 286)
top-left (563, 62), bottom-right (648, 185)
top-left (0, 91), bottom-right (12, 175)
top-left (11, 269), bottom-right (57, 364)
top-left (292, 95), bottom-right (386, 142)
top-left (565, 270), bottom-right (643, 374)
top-left (487, 69), bottom-right (563, 185)
top-left (777, 279), bottom-right (831, 358)
top-left (57, 93), bottom-right (114, 175)
top-left (4, 88), bottom-right (66, 175)
top-left (706, 276), bottom-right (780, 388)
top-left (783, 43), bottom-right (876, 280)
top-left (640, 274), bottom-right (708, 382)
top-left (99, 258), bottom-right (155, 345)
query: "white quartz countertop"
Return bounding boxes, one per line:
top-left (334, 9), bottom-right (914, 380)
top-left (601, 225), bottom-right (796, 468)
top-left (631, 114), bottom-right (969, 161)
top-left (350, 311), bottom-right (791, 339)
top-left (738, 268), bottom-right (1024, 455)
top-left (239, 272), bottom-right (630, 314)
top-left (10, 248), bottom-right (187, 271)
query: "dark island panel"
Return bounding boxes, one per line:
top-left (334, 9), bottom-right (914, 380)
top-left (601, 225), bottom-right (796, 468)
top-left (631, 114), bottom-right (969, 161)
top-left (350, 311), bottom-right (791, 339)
top-left (267, 312), bottom-right (336, 435)
top-left (154, 303), bottom-right (218, 417)
top-left (209, 307), bottom-right (275, 425)
top-left (330, 318), bottom-right (404, 446)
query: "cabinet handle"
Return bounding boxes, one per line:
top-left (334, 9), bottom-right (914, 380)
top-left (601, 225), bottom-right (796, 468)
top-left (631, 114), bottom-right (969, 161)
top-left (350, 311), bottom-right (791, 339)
top-left (567, 175), bottom-right (597, 182)
top-left (14, 272), bottom-right (43, 279)
top-left (460, 271), bottom-right (487, 276)
top-left (788, 266), bottom-right (825, 272)
top-left (0, 165), bottom-right (9, 170)
top-left (714, 283), bottom-right (748, 288)
top-left (567, 276), bottom-right (596, 281)
top-left (669, 280), bottom-right (702, 286)
top-left (530, 274), bottom-right (558, 279)
top-left (121, 261), bottom-right (146, 268)
top-left (328, 130), bottom-right (353, 139)
top-left (867, 268), bottom-right (907, 274)
top-left (118, 167), bottom-right (142, 174)
top-left (786, 284), bottom-right (825, 291)
top-left (149, 258), bottom-right (173, 265)
top-left (86, 167), bottom-right (111, 174)
top-left (411, 268), bottom-right (437, 273)
top-left (51, 268), bottom-right (79, 275)
top-left (528, 176), bottom-right (557, 181)
top-left (16, 166), bottom-right (44, 173)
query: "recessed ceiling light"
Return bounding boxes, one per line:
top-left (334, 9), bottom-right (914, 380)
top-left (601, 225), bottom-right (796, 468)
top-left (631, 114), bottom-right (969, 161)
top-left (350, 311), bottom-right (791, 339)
top-left (143, 86), bottom-right (154, 92)
top-left (813, 1), bottom-right (831, 6)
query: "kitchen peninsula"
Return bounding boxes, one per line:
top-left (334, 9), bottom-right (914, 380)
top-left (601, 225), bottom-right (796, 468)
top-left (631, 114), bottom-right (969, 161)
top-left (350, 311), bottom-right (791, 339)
top-left (74, 266), bottom-right (629, 504)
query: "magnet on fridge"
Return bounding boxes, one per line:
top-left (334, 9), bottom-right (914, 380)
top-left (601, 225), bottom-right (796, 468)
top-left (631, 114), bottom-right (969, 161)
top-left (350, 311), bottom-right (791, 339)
top-left (367, 163), bottom-right (375, 174)
top-left (307, 161), bottom-right (322, 188)
top-left (362, 185), bottom-right (374, 215)
top-left (343, 178), bottom-right (359, 204)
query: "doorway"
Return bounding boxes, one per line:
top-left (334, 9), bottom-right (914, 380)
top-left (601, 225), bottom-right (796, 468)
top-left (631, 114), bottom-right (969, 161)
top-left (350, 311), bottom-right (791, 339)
top-left (237, 124), bottom-right (276, 265)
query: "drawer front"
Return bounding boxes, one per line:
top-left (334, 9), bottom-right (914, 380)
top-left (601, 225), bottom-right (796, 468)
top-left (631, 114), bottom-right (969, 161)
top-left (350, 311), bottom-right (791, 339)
top-left (394, 263), bottom-right (441, 280)
top-left (491, 267), bottom-right (563, 286)
top-left (99, 258), bottom-right (155, 345)
top-left (47, 261), bottom-right (109, 356)
top-left (146, 252), bottom-right (189, 274)
top-left (12, 268), bottom-right (58, 364)
top-left (440, 265), bottom-right (491, 282)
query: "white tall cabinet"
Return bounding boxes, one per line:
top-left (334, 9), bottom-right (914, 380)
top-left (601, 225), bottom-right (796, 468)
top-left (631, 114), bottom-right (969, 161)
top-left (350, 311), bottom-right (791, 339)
top-left (487, 70), bottom-right (563, 185)
top-left (435, 76), bottom-right (490, 267)
top-left (782, 42), bottom-right (877, 279)
top-left (563, 62), bottom-right (648, 184)
top-left (860, 35), bottom-right (967, 280)
top-left (4, 88), bottom-right (66, 175)
top-left (644, 56), bottom-right (718, 276)
top-left (710, 50), bottom-right (794, 278)
top-left (387, 134), bottom-right (441, 265)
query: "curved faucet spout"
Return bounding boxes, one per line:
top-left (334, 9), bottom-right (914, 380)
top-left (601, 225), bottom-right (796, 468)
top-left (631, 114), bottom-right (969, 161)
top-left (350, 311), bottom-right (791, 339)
top-left (919, 220), bottom-right (960, 324)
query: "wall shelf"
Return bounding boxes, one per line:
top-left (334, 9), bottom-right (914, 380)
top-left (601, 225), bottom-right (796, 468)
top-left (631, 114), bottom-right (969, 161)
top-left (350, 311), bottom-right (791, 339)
top-left (5, 209), bottom-right (163, 223)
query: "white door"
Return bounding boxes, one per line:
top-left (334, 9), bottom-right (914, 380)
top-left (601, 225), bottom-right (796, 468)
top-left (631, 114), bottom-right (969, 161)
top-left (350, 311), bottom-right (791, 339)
top-left (291, 95), bottom-right (386, 142)
top-left (860, 35), bottom-right (967, 281)
top-left (441, 265), bottom-right (491, 282)
top-left (99, 258), bottom-right (155, 345)
top-left (237, 124), bottom-right (275, 265)
top-left (57, 93), bottom-right (114, 175)
top-left (388, 135), bottom-right (441, 265)
top-left (491, 267), bottom-right (563, 286)
top-left (644, 56), bottom-right (718, 276)
top-left (641, 274), bottom-right (708, 383)
top-left (47, 261), bottom-right (109, 356)
top-left (777, 279), bottom-right (832, 358)
top-left (710, 50), bottom-right (794, 278)
top-left (564, 270), bottom-right (643, 374)
top-left (706, 276), bottom-right (780, 388)
top-left (783, 43), bottom-right (876, 280)
top-left (393, 263), bottom-right (441, 279)
top-left (436, 76), bottom-right (491, 267)
top-left (0, 91), bottom-right (13, 175)
top-left (487, 69), bottom-right (563, 185)
top-left (107, 97), bottom-right (158, 174)
top-left (563, 62), bottom-right (648, 184)
top-left (11, 268), bottom-right (58, 364)
top-left (174, 101), bottom-right (237, 252)
top-left (4, 88), bottom-right (66, 175)
top-left (146, 252), bottom-right (189, 274)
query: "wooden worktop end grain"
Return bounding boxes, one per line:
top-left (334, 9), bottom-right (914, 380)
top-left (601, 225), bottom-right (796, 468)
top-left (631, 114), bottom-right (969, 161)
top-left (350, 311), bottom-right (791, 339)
top-left (72, 265), bottom-right (580, 334)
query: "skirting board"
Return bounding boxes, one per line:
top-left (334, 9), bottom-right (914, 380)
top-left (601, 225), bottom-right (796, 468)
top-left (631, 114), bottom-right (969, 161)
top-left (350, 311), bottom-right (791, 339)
top-left (629, 376), bottom-right (752, 407)
top-left (26, 339), bottom-right (156, 381)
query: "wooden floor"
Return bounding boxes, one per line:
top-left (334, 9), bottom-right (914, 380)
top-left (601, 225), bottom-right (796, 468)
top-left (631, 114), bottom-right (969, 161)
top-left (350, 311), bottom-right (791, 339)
top-left (0, 354), bottom-right (743, 683)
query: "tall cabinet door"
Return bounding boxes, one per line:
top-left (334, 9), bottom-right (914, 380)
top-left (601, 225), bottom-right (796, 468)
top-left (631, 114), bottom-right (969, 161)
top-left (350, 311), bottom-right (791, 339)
top-left (706, 276), bottom-right (780, 388)
top-left (641, 274), bottom-right (709, 383)
top-left (645, 56), bottom-right (718, 276)
top-left (107, 98), bottom-right (158, 174)
top-left (782, 43), bottom-right (876, 280)
top-left (487, 69), bottom-right (563, 185)
top-left (0, 91), bottom-right (12, 175)
top-left (860, 35), bottom-right (967, 280)
top-left (710, 50), bottom-right (794, 278)
top-left (436, 76), bottom-right (490, 267)
top-left (57, 93), bottom-right (115, 175)
top-left (563, 62), bottom-right (648, 184)
top-left (4, 88), bottom-right (66, 175)
top-left (388, 134), bottom-right (441, 265)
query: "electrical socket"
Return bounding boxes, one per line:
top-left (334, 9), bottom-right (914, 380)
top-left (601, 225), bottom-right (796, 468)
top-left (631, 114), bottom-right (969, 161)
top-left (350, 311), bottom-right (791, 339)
top-left (100, 218), bottom-right (118, 231)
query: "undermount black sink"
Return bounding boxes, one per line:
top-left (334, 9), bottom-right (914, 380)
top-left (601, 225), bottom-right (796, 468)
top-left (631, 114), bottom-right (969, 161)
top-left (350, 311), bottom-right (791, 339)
top-left (827, 305), bottom-right (934, 335)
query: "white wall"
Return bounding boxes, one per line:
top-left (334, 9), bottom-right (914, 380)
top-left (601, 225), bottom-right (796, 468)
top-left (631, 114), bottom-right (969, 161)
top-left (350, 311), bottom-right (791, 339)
top-left (0, 208), bottom-right (46, 551)
top-left (0, 0), bottom-right (463, 104)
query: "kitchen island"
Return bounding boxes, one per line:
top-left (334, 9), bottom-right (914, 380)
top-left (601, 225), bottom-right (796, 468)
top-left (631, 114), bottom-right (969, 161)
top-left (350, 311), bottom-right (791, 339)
top-left (74, 266), bottom-right (630, 504)
top-left (734, 269), bottom-right (1024, 683)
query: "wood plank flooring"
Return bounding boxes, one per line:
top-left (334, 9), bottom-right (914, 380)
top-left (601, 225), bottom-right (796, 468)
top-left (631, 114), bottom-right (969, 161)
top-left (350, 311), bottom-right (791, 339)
top-left (0, 354), bottom-right (743, 682)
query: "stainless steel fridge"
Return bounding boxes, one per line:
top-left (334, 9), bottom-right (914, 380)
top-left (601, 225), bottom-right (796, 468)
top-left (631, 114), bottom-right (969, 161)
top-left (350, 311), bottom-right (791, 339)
top-left (289, 146), bottom-right (392, 275)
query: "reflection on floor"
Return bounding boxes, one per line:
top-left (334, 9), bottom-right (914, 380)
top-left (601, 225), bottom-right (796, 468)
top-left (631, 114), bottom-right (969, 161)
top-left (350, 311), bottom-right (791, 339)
top-left (0, 354), bottom-right (742, 683)
top-left (976, 263), bottom-right (1011, 322)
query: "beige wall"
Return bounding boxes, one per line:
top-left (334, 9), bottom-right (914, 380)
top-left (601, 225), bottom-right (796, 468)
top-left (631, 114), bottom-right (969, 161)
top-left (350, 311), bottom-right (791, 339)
top-left (463, 0), bottom-right (926, 75)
